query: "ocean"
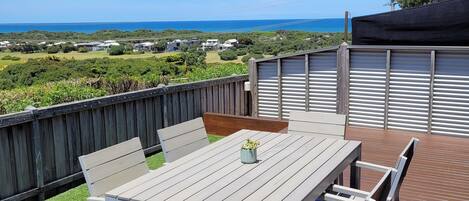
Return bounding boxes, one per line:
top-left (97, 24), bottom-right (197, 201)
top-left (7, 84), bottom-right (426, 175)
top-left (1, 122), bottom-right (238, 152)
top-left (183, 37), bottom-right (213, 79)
top-left (0, 19), bottom-right (349, 33)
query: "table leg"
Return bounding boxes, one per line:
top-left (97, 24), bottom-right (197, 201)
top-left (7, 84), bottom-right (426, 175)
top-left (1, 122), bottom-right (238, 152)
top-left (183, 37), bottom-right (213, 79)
top-left (350, 148), bottom-right (361, 189)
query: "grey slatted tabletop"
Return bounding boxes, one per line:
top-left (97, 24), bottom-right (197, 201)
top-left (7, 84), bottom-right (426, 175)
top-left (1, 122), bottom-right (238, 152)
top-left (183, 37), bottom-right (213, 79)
top-left (105, 129), bottom-right (361, 201)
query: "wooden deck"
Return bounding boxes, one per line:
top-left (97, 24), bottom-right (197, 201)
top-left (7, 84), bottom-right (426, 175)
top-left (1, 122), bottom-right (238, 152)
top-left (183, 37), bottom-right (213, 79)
top-left (204, 113), bottom-right (469, 201)
top-left (343, 127), bottom-right (469, 201)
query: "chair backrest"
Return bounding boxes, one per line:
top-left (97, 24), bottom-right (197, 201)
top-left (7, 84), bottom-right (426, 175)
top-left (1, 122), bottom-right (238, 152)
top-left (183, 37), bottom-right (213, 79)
top-left (386, 138), bottom-right (419, 201)
top-left (157, 117), bottom-right (209, 163)
top-left (397, 138), bottom-right (419, 180)
top-left (386, 156), bottom-right (408, 201)
top-left (287, 111), bottom-right (346, 139)
top-left (368, 169), bottom-right (393, 201)
top-left (78, 137), bottom-right (149, 197)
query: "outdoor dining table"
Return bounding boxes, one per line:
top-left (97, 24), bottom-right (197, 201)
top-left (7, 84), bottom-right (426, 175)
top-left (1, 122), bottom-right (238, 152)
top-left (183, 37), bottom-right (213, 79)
top-left (105, 129), bottom-right (362, 201)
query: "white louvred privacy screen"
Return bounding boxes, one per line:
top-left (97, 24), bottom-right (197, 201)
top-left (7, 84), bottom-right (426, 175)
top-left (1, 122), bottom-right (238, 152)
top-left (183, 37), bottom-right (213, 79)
top-left (308, 52), bottom-right (338, 113)
top-left (256, 51), bottom-right (338, 119)
top-left (432, 52), bottom-right (469, 136)
top-left (254, 47), bottom-right (469, 137)
top-left (348, 50), bottom-right (387, 128)
top-left (281, 56), bottom-right (306, 119)
top-left (257, 60), bottom-right (279, 118)
top-left (387, 51), bottom-right (431, 132)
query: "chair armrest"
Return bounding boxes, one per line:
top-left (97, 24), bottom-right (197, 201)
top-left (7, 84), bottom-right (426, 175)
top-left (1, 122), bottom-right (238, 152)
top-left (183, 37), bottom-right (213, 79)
top-left (87, 196), bottom-right (105, 201)
top-left (332, 185), bottom-right (370, 198)
top-left (324, 193), bottom-right (355, 201)
top-left (355, 161), bottom-right (393, 173)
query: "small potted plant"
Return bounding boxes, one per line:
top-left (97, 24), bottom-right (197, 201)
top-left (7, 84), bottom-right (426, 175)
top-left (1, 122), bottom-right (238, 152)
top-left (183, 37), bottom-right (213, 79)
top-left (240, 139), bottom-right (260, 164)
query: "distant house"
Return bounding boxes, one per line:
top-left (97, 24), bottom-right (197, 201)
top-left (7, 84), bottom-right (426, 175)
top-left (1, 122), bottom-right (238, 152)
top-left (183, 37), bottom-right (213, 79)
top-left (54, 41), bottom-right (67, 46)
top-left (166, 39), bottom-right (183, 52)
top-left (98, 41), bottom-right (120, 50)
top-left (166, 38), bottom-right (201, 52)
top-left (75, 41), bottom-right (119, 51)
top-left (219, 39), bottom-right (239, 51)
top-left (201, 39), bottom-right (219, 51)
top-left (0, 41), bottom-right (11, 49)
top-left (75, 42), bottom-right (104, 51)
top-left (104, 40), bottom-right (117, 44)
top-left (186, 38), bottom-right (201, 47)
top-left (133, 42), bottom-right (156, 52)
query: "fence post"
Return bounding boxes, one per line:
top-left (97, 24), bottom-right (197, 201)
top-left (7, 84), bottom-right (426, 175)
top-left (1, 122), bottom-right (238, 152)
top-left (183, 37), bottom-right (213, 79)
top-left (427, 50), bottom-right (436, 134)
top-left (277, 59), bottom-right (283, 119)
top-left (162, 91), bottom-right (169, 128)
top-left (384, 50), bottom-right (391, 129)
top-left (249, 58), bottom-right (258, 117)
top-left (28, 107), bottom-right (44, 200)
top-left (304, 54), bottom-right (310, 112)
top-left (337, 42), bottom-right (350, 116)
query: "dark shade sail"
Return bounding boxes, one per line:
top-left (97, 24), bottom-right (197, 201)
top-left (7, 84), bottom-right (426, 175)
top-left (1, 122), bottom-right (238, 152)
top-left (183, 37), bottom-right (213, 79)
top-left (352, 0), bottom-right (469, 46)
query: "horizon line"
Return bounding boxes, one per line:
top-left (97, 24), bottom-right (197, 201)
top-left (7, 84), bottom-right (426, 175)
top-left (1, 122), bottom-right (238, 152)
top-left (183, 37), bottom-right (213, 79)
top-left (0, 18), bottom-right (348, 25)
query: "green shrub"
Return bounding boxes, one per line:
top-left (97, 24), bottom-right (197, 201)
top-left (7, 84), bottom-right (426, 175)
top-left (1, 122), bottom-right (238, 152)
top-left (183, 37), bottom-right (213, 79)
top-left (241, 54), bottom-right (264, 63)
top-left (62, 45), bottom-right (76, 53)
top-left (108, 45), bottom-right (125, 55)
top-left (163, 54), bottom-right (184, 64)
top-left (78, 47), bottom-right (89, 53)
top-left (183, 63), bottom-right (247, 83)
top-left (236, 48), bottom-right (248, 56)
top-left (180, 49), bottom-right (206, 66)
top-left (0, 80), bottom-right (107, 114)
top-left (218, 50), bottom-right (238, 61)
top-left (47, 46), bottom-right (60, 54)
top-left (1, 55), bottom-right (21, 61)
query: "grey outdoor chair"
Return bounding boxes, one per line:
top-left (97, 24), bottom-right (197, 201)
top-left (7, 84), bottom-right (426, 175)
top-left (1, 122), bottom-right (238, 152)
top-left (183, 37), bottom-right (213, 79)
top-left (287, 111), bottom-right (347, 139)
top-left (325, 138), bottom-right (419, 201)
top-left (157, 117), bottom-right (209, 163)
top-left (288, 111), bottom-right (347, 184)
top-left (78, 137), bottom-right (150, 201)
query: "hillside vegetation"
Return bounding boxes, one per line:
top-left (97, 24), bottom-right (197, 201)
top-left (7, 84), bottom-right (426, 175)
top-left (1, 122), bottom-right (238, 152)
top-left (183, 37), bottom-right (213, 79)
top-left (0, 55), bottom-right (247, 114)
top-left (1, 30), bottom-right (346, 57)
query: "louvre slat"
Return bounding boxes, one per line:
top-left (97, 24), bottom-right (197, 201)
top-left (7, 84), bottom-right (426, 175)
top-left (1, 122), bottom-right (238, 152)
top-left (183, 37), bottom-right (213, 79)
top-left (349, 98), bottom-right (385, 104)
top-left (389, 97), bottom-right (429, 103)
top-left (349, 114), bottom-right (385, 120)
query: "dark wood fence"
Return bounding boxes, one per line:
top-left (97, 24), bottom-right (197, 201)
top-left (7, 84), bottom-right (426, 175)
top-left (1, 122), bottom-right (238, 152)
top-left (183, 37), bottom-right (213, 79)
top-left (0, 75), bottom-right (250, 201)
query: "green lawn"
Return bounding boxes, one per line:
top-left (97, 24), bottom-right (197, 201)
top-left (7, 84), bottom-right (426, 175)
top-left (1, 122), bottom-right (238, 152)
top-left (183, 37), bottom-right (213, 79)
top-left (205, 51), bottom-right (243, 64)
top-left (47, 134), bottom-right (224, 201)
top-left (0, 50), bottom-right (245, 70)
top-left (0, 51), bottom-right (178, 70)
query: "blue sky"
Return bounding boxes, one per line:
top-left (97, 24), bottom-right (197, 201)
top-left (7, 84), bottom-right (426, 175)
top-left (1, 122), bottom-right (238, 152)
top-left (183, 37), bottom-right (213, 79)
top-left (0, 0), bottom-right (390, 23)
